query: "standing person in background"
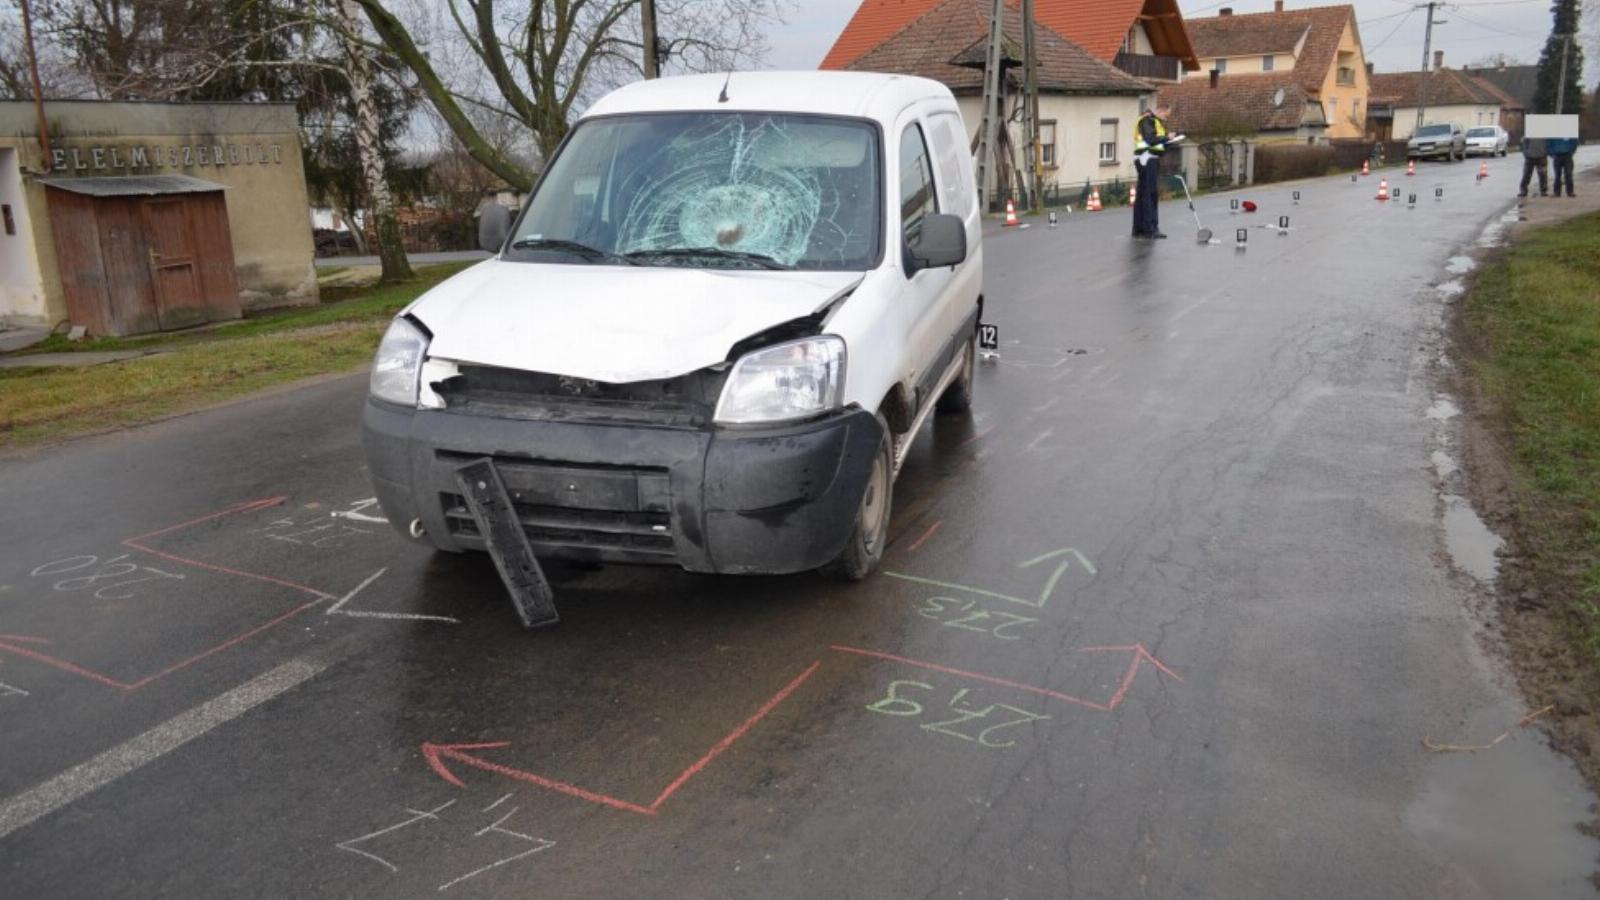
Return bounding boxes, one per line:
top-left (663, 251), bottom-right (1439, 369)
top-left (1547, 136), bottom-right (1578, 197)
top-left (1519, 136), bottom-right (1549, 198)
top-left (1132, 104), bottom-right (1181, 239)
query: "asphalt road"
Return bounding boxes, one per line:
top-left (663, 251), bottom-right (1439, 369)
top-left (4, 151), bottom-right (1599, 899)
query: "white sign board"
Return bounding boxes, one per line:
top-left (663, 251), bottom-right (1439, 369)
top-left (1525, 114), bottom-right (1580, 139)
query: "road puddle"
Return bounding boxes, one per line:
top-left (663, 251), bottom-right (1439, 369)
top-left (1436, 280), bottom-right (1464, 300)
top-left (1405, 701), bottom-right (1600, 897)
top-left (1441, 493), bottom-right (1503, 582)
top-left (1426, 397), bottom-right (1460, 420)
top-left (1445, 256), bottom-right (1476, 274)
top-left (1431, 450), bottom-right (1458, 479)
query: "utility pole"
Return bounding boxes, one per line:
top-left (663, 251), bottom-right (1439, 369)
top-left (1555, 32), bottom-right (1571, 112)
top-left (641, 0), bottom-right (659, 78)
top-left (974, 0), bottom-right (1005, 213)
top-left (1022, 0), bottom-right (1042, 213)
top-left (1415, 1), bottom-right (1439, 132)
top-left (18, 0), bottom-right (50, 166)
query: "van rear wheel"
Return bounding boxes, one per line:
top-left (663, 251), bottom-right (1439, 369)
top-left (936, 333), bottom-right (977, 414)
top-left (825, 414), bottom-right (893, 581)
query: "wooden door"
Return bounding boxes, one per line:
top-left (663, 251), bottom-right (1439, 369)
top-left (142, 197), bottom-right (209, 330)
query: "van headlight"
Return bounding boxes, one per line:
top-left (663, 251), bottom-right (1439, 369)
top-left (370, 317), bottom-right (430, 407)
top-left (714, 336), bottom-right (846, 424)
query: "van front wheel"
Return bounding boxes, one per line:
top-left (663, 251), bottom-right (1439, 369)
top-left (826, 414), bottom-right (893, 581)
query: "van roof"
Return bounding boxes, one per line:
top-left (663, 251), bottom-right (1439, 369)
top-left (582, 71), bottom-right (952, 123)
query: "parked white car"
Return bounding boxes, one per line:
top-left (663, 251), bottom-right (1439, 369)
top-left (363, 72), bottom-right (983, 581)
top-left (1464, 125), bottom-right (1509, 157)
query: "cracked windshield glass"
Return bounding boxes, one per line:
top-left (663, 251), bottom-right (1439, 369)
top-left (509, 113), bottom-right (881, 270)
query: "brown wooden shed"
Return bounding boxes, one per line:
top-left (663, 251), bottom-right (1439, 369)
top-left (43, 175), bottom-right (241, 336)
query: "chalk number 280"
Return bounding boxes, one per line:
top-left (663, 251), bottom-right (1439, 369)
top-left (30, 554), bottom-right (185, 600)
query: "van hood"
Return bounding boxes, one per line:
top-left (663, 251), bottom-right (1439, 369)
top-left (408, 259), bottom-right (862, 383)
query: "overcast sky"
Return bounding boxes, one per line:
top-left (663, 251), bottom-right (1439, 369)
top-left (758, 0), bottom-right (1582, 79)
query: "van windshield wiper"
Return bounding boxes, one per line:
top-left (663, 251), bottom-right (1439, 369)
top-left (623, 246), bottom-right (791, 270)
top-left (509, 237), bottom-right (634, 264)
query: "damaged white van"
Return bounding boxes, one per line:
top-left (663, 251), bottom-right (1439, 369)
top-left (362, 71), bottom-right (982, 582)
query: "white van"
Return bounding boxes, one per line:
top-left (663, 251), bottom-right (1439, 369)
top-left (362, 71), bottom-right (983, 581)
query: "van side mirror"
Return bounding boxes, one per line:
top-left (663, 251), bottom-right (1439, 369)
top-left (478, 203), bottom-right (511, 253)
top-left (905, 213), bottom-right (967, 273)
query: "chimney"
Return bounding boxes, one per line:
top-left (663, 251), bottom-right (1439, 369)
top-left (1219, 7), bottom-right (1232, 15)
top-left (1274, 0), bottom-right (1284, 11)
top-left (1433, 50), bottom-right (1444, 70)
top-left (1366, 61), bottom-right (1374, 75)
top-left (1210, 69), bottom-right (1221, 88)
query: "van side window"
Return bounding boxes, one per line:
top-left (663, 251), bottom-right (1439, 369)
top-left (928, 112), bottom-right (971, 216)
top-left (899, 123), bottom-right (938, 249)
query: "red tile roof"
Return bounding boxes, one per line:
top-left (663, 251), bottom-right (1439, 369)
top-left (1184, 5), bottom-right (1359, 96)
top-left (1369, 68), bottom-right (1504, 108)
top-left (1156, 71), bottom-right (1323, 133)
top-left (821, 0), bottom-right (1197, 71)
top-left (846, 0), bottom-right (1152, 94)
top-left (1186, 18), bottom-right (1309, 58)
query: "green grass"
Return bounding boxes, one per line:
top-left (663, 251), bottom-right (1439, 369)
top-left (1466, 210), bottom-right (1600, 664)
top-left (0, 262), bottom-right (473, 451)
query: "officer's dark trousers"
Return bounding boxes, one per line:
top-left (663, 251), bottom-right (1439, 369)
top-left (1133, 157), bottom-right (1161, 235)
top-left (1520, 156), bottom-right (1548, 195)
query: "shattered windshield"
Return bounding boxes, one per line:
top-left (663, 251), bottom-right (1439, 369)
top-left (507, 113), bottom-right (882, 271)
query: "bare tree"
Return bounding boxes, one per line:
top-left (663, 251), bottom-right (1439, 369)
top-left (333, 0), bottom-right (411, 281)
top-left (353, 0), bottom-right (790, 191)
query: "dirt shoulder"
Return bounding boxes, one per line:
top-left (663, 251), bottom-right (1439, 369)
top-left (1451, 165), bottom-right (1600, 797)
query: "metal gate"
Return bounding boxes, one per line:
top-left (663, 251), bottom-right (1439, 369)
top-left (1198, 142), bottom-right (1235, 189)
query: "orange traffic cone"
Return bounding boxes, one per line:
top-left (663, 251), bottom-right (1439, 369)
top-left (1361, 159), bottom-right (1370, 176)
top-left (1478, 161), bottom-right (1489, 179)
top-left (1088, 188), bottom-right (1103, 212)
top-left (1003, 197), bottom-right (1019, 226)
top-left (1127, 183), bottom-right (1137, 206)
top-left (1406, 160), bottom-right (1416, 176)
top-left (1376, 177), bottom-right (1389, 200)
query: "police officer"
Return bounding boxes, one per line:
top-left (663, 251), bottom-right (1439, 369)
top-left (1133, 104), bottom-right (1180, 239)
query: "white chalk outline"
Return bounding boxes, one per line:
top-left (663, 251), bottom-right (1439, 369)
top-left (325, 568), bottom-right (460, 624)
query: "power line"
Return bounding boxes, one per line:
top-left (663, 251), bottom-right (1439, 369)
top-left (1444, 5), bottom-right (1543, 39)
top-left (1367, 8), bottom-right (1418, 50)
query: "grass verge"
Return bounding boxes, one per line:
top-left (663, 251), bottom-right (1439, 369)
top-left (1464, 210), bottom-right (1600, 668)
top-left (0, 262), bottom-right (472, 452)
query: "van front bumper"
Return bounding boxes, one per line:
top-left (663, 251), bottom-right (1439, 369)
top-left (361, 399), bottom-right (883, 575)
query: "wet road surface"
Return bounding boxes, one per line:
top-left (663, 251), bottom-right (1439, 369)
top-left (3, 151), bottom-right (1599, 898)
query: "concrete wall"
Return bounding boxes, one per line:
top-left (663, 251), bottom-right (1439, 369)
top-left (0, 147), bottom-right (46, 322)
top-left (957, 92), bottom-right (1147, 198)
top-left (0, 101), bottom-right (317, 327)
top-left (1390, 103), bottom-right (1499, 140)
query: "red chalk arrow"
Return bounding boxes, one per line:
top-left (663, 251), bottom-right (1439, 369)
top-left (422, 741), bottom-right (656, 815)
top-left (1079, 643), bottom-right (1182, 710)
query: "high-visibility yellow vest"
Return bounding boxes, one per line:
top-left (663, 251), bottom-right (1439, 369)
top-left (1134, 114), bottom-right (1168, 155)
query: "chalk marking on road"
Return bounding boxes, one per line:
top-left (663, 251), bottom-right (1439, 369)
top-left (1023, 429), bottom-right (1053, 452)
top-left (0, 653), bottom-right (330, 840)
top-left (336, 800), bottom-right (456, 873)
top-left (954, 424), bottom-right (996, 449)
top-left (325, 568), bottom-right (460, 624)
top-left (906, 520), bottom-right (942, 553)
top-left (1029, 397), bottom-right (1061, 414)
top-left (1018, 547), bottom-right (1098, 576)
top-left (331, 498), bottom-right (389, 524)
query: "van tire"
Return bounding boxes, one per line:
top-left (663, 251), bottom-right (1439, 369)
top-left (826, 414), bottom-right (893, 581)
top-left (936, 334), bottom-right (977, 414)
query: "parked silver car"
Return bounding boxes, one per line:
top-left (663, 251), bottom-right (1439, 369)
top-left (1464, 125), bottom-right (1509, 157)
top-left (1407, 124), bottom-right (1466, 161)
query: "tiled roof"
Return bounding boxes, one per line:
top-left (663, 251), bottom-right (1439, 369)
top-left (1186, 18), bottom-right (1308, 58)
top-left (1184, 5), bottom-right (1358, 95)
top-left (821, 0), bottom-right (1197, 70)
top-left (1461, 65), bottom-right (1536, 109)
top-left (846, 0), bottom-right (1152, 94)
top-left (1156, 70), bottom-right (1322, 133)
top-left (1369, 68), bottom-right (1504, 108)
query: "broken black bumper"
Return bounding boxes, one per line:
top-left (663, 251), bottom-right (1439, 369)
top-left (361, 399), bottom-right (883, 574)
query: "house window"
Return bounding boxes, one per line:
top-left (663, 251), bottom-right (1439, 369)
top-left (1040, 121), bottom-right (1057, 166)
top-left (1329, 97), bottom-right (1338, 120)
top-left (1099, 119), bottom-right (1118, 163)
top-left (1214, 58), bottom-right (1227, 74)
top-left (1337, 66), bottom-right (1355, 85)
top-left (1354, 98), bottom-right (1362, 121)
top-left (1262, 55), bottom-right (1275, 71)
